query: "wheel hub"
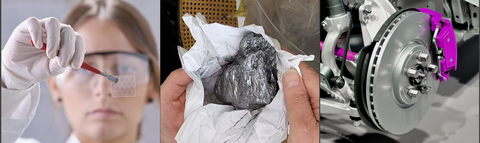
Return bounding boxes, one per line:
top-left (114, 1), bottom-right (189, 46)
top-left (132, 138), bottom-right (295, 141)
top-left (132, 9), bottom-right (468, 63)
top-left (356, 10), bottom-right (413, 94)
top-left (355, 8), bottom-right (441, 135)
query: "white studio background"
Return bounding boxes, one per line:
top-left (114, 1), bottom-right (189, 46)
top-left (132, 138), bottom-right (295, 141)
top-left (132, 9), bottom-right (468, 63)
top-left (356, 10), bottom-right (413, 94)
top-left (1, 0), bottom-right (160, 143)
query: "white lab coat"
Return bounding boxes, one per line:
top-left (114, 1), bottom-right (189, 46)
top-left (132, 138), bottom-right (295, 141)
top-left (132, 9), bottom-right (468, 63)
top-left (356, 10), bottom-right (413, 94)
top-left (1, 81), bottom-right (40, 143)
top-left (1, 72), bottom-right (145, 143)
top-left (13, 134), bottom-right (76, 143)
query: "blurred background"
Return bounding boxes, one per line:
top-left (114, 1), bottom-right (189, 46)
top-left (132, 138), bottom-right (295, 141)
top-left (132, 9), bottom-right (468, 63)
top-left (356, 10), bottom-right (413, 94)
top-left (1, 0), bottom-right (160, 142)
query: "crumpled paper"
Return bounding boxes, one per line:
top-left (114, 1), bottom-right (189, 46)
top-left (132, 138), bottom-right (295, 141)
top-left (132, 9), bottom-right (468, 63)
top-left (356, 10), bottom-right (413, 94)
top-left (175, 13), bottom-right (314, 143)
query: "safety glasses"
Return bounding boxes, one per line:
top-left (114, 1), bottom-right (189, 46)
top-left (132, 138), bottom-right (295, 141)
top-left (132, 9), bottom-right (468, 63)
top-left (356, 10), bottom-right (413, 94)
top-left (57, 51), bottom-right (151, 88)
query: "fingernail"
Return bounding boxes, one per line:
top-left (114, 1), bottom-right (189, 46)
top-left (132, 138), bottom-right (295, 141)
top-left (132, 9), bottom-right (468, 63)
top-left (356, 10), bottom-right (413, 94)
top-left (36, 42), bottom-right (43, 49)
top-left (284, 69), bottom-right (300, 88)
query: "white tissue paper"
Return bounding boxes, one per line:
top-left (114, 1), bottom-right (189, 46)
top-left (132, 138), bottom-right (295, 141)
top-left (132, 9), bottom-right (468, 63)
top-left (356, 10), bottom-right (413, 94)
top-left (175, 13), bottom-right (315, 143)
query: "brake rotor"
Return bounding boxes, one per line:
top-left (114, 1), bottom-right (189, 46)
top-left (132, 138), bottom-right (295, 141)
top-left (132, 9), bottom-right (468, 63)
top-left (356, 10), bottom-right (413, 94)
top-left (357, 9), bottom-right (440, 134)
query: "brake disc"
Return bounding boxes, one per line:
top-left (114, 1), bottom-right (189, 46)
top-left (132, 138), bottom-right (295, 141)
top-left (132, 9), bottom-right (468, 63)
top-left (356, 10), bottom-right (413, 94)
top-left (356, 8), bottom-right (441, 134)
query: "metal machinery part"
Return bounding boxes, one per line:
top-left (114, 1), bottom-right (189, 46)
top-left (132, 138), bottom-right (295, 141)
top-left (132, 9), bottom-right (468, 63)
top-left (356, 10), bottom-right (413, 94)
top-left (353, 8), bottom-right (457, 134)
top-left (465, 0), bottom-right (480, 6)
top-left (327, 0), bottom-right (348, 17)
top-left (321, 10), bottom-right (356, 102)
top-left (320, 98), bottom-right (360, 125)
top-left (358, 0), bottom-right (397, 46)
top-left (451, 0), bottom-right (470, 23)
top-left (319, 0), bottom-right (397, 122)
top-left (321, 0), bottom-right (459, 135)
top-left (321, 63), bottom-right (349, 103)
top-left (321, 63), bottom-right (335, 90)
top-left (321, 63), bottom-right (361, 124)
top-left (449, 0), bottom-right (480, 42)
top-left (320, 0), bottom-right (361, 124)
top-left (393, 0), bottom-right (479, 42)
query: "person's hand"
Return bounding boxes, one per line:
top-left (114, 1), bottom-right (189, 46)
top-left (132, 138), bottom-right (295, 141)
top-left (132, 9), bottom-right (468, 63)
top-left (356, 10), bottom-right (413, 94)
top-left (160, 68), bottom-right (192, 143)
top-left (283, 62), bottom-right (319, 143)
top-left (2, 17), bottom-right (85, 90)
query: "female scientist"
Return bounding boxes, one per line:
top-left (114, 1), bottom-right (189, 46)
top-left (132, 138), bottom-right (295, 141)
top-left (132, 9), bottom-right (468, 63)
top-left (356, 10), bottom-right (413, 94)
top-left (1, 0), bottom-right (160, 142)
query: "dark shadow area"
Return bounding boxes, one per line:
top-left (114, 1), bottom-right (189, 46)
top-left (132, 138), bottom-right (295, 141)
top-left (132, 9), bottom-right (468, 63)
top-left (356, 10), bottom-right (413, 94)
top-left (320, 0), bottom-right (327, 63)
top-left (334, 133), bottom-right (400, 143)
top-left (320, 116), bottom-right (403, 143)
top-left (394, 128), bottom-right (431, 143)
top-left (160, 0), bottom-right (183, 84)
top-left (321, 86), bottom-right (331, 98)
top-left (332, 128), bottom-right (430, 143)
top-left (437, 35), bottom-right (479, 97)
top-left (448, 35), bottom-right (479, 84)
top-left (321, 115), bottom-right (432, 143)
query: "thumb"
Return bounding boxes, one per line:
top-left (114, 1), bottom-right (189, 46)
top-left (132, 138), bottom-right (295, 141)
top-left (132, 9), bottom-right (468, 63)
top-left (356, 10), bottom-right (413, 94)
top-left (161, 68), bottom-right (192, 102)
top-left (283, 69), bottom-right (315, 127)
top-left (48, 57), bottom-right (66, 77)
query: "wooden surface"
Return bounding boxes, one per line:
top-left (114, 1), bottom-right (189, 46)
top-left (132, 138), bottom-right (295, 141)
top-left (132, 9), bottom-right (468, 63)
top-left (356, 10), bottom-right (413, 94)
top-left (179, 0), bottom-right (238, 50)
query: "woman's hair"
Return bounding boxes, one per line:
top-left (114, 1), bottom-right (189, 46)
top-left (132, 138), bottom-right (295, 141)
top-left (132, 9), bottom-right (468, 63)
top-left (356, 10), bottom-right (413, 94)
top-left (63, 0), bottom-right (160, 93)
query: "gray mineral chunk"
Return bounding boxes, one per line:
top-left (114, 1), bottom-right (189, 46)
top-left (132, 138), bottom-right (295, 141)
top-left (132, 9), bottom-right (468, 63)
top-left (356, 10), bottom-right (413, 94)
top-left (214, 33), bottom-right (279, 109)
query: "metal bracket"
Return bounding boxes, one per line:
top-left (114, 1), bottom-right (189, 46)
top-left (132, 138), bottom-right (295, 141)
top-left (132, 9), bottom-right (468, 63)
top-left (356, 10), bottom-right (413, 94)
top-left (451, 0), bottom-right (469, 24)
top-left (321, 12), bottom-right (355, 101)
top-left (419, 8), bottom-right (458, 82)
top-left (321, 63), bottom-right (334, 90)
top-left (320, 99), bottom-right (359, 118)
top-left (432, 25), bottom-right (448, 81)
top-left (359, 0), bottom-right (397, 46)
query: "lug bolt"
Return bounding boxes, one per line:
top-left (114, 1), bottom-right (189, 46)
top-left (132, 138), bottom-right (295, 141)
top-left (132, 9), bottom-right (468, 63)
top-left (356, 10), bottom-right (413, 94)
top-left (418, 71), bottom-right (426, 80)
top-left (425, 64), bottom-right (438, 73)
top-left (417, 52), bottom-right (429, 62)
top-left (420, 85), bottom-right (432, 94)
top-left (408, 89), bottom-right (420, 98)
top-left (406, 68), bottom-right (419, 78)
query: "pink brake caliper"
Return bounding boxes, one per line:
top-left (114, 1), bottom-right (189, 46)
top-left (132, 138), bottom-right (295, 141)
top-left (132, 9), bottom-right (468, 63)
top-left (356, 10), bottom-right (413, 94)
top-left (418, 8), bottom-right (457, 82)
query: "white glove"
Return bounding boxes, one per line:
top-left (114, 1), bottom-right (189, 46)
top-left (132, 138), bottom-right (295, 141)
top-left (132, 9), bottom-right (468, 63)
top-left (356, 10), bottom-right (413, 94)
top-left (1, 17), bottom-right (85, 90)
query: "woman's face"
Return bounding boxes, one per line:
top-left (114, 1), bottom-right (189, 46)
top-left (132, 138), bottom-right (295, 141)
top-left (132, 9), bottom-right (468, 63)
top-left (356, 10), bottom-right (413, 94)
top-left (47, 17), bottom-right (154, 141)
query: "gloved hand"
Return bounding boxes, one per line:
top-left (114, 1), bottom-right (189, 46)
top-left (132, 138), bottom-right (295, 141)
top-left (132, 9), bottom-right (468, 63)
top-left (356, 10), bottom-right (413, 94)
top-left (1, 17), bottom-right (85, 90)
